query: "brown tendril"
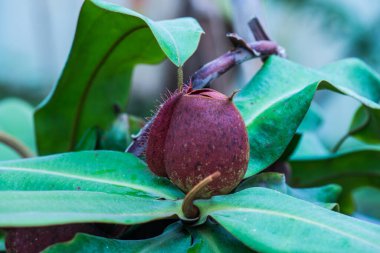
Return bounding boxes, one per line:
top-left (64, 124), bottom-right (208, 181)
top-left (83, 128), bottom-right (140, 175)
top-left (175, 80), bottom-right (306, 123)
top-left (181, 171), bottom-right (221, 219)
top-left (228, 89), bottom-right (240, 101)
top-left (0, 131), bottom-right (33, 158)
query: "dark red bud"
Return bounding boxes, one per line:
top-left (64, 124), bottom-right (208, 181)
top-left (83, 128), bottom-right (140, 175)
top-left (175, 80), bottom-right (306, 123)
top-left (146, 88), bottom-right (249, 198)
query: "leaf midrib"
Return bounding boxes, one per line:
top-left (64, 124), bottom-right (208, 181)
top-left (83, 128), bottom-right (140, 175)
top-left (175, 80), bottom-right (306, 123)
top-left (0, 166), bottom-right (176, 199)
top-left (69, 25), bottom-right (147, 150)
top-left (1, 211), bottom-right (175, 218)
top-left (156, 24), bottom-right (181, 66)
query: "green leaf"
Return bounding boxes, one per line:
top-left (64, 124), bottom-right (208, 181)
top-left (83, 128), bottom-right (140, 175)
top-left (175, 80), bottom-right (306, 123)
top-left (34, 0), bottom-right (203, 155)
top-left (349, 106), bottom-right (380, 144)
top-left (0, 230), bottom-right (4, 252)
top-left (237, 83), bottom-right (318, 177)
top-left (43, 222), bottom-right (190, 253)
top-left (290, 139), bottom-right (380, 213)
top-left (353, 186), bottom-right (380, 222)
top-left (297, 103), bottom-right (323, 133)
top-left (0, 98), bottom-right (35, 160)
top-left (327, 58), bottom-right (380, 145)
top-left (187, 221), bottom-right (251, 253)
top-left (196, 188), bottom-right (380, 253)
top-left (74, 128), bottom-right (98, 151)
top-left (236, 172), bottom-right (341, 209)
top-left (235, 56), bottom-right (380, 177)
top-left (0, 191), bottom-right (180, 227)
top-left (291, 132), bottom-right (331, 158)
top-left (277, 134), bottom-right (302, 161)
top-left (100, 114), bottom-right (145, 151)
top-left (0, 151), bottom-right (184, 200)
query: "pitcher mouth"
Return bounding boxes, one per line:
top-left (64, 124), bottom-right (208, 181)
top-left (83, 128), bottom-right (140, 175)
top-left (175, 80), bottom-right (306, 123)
top-left (186, 88), bottom-right (228, 100)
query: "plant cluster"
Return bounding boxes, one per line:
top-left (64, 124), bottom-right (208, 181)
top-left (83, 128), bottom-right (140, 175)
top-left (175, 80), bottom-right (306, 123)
top-left (0, 0), bottom-right (380, 252)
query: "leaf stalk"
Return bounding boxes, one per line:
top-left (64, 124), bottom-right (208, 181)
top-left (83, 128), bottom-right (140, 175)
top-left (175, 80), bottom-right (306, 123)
top-left (181, 171), bottom-right (221, 219)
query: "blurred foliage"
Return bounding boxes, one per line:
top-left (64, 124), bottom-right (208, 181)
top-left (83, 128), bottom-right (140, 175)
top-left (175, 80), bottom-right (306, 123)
top-left (100, 114), bottom-right (145, 151)
top-left (0, 230), bottom-right (4, 252)
top-left (0, 98), bottom-right (35, 161)
top-left (353, 186), bottom-right (380, 222)
top-left (268, 0), bottom-right (380, 70)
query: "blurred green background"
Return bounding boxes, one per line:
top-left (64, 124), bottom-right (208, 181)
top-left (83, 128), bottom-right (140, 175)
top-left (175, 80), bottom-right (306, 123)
top-left (1, 0), bottom-right (379, 106)
top-left (1, 0), bottom-right (380, 147)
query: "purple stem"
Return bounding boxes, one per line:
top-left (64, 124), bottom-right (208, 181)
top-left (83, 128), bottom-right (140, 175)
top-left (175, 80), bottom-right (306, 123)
top-left (190, 40), bottom-right (283, 89)
top-left (249, 17), bottom-right (271, 41)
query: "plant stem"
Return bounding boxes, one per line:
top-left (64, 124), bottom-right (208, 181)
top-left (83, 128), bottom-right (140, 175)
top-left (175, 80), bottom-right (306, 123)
top-left (181, 171), bottom-right (221, 219)
top-left (0, 131), bottom-right (33, 158)
top-left (178, 66), bottom-right (183, 91)
top-left (249, 17), bottom-right (271, 41)
top-left (190, 39), bottom-right (283, 89)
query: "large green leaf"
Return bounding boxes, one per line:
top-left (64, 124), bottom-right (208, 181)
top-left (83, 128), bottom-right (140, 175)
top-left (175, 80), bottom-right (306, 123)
top-left (329, 58), bottom-right (380, 145)
top-left (196, 188), bottom-right (380, 253)
top-left (292, 132), bottom-right (331, 157)
top-left (0, 151), bottom-right (184, 200)
top-left (297, 102), bottom-right (323, 133)
top-left (187, 221), bottom-right (251, 253)
top-left (0, 191), bottom-right (180, 227)
top-left (235, 56), bottom-right (380, 177)
top-left (74, 128), bottom-right (98, 151)
top-left (348, 106), bottom-right (380, 144)
top-left (236, 172), bottom-right (341, 209)
top-left (43, 222), bottom-right (190, 253)
top-left (34, 0), bottom-right (203, 155)
top-left (0, 98), bottom-right (35, 160)
top-left (290, 138), bottom-right (380, 213)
